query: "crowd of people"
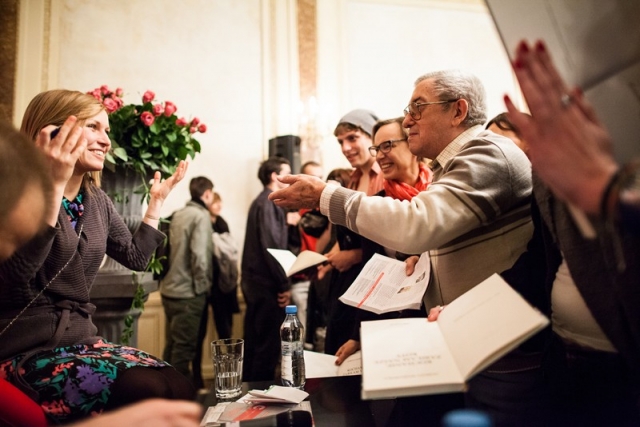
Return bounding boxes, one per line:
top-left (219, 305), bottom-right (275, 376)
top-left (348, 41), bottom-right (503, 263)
top-left (0, 35), bottom-right (638, 427)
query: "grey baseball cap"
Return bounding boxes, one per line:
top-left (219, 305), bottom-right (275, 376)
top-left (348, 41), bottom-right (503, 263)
top-left (336, 109), bottom-right (378, 136)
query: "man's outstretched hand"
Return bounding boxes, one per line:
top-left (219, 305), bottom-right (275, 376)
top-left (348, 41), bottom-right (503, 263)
top-left (268, 175), bottom-right (328, 210)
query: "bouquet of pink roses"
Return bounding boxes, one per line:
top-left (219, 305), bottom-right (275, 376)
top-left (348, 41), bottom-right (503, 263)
top-left (87, 85), bottom-right (206, 178)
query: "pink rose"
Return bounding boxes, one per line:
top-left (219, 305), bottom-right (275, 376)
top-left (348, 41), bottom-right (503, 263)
top-left (164, 101), bottom-right (177, 117)
top-left (103, 97), bottom-right (119, 113)
top-left (88, 89), bottom-right (101, 100)
top-left (152, 103), bottom-right (164, 117)
top-left (191, 117), bottom-right (200, 126)
top-left (140, 111), bottom-right (155, 127)
top-left (115, 87), bottom-right (124, 97)
top-left (176, 117), bottom-right (188, 127)
top-left (100, 85), bottom-right (110, 95)
top-left (142, 90), bottom-right (155, 104)
top-left (198, 123), bottom-right (207, 133)
top-left (189, 126), bottom-right (197, 134)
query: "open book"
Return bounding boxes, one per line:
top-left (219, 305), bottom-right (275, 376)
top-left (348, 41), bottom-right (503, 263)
top-left (339, 253), bottom-right (430, 314)
top-left (267, 249), bottom-right (327, 277)
top-left (360, 273), bottom-right (549, 400)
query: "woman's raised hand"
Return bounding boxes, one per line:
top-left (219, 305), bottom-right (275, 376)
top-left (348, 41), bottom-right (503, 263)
top-left (35, 116), bottom-right (87, 188)
top-left (149, 160), bottom-right (189, 203)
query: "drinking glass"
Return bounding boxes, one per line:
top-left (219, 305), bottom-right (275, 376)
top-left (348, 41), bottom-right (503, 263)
top-left (211, 338), bottom-right (244, 400)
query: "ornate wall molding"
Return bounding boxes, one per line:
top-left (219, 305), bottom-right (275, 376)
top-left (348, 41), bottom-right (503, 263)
top-left (0, 0), bottom-right (18, 122)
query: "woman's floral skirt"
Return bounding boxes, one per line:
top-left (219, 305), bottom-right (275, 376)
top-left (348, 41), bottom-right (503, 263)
top-left (0, 340), bottom-right (167, 424)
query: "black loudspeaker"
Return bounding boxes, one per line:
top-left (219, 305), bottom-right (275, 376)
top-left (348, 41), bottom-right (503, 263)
top-left (269, 135), bottom-right (301, 174)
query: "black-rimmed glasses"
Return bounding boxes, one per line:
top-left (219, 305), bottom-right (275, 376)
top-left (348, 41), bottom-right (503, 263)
top-left (368, 139), bottom-right (407, 156)
top-left (403, 99), bottom-right (458, 121)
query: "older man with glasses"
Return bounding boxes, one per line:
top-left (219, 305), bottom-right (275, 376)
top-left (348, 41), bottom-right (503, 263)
top-left (269, 70), bottom-right (552, 425)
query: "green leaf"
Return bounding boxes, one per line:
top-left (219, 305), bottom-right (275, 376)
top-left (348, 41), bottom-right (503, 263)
top-left (166, 132), bottom-right (177, 143)
top-left (113, 147), bottom-right (128, 161)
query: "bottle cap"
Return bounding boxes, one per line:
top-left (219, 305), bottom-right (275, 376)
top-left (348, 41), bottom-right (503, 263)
top-left (285, 305), bottom-right (297, 314)
top-left (441, 409), bottom-right (492, 427)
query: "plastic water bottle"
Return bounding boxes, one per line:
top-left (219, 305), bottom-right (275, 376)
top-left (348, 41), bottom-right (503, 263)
top-left (280, 305), bottom-right (306, 389)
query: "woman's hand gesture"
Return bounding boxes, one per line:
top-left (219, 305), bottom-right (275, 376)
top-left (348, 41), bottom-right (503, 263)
top-left (35, 116), bottom-right (87, 189)
top-left (148, 160), bottom-right (189, 203)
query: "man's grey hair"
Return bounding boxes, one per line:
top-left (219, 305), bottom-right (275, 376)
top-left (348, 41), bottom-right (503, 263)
top-left (415, 70), bottom-right (487, 127)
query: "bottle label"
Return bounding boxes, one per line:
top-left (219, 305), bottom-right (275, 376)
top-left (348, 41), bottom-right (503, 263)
top-left (281, 354), bottom-right (293, 381)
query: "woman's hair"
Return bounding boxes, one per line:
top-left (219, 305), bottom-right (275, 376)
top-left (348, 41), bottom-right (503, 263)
top-left (326, 168), bottom-right (353, 187)
top-left (485, 112), bottom-right (520, 135)
top-left (371, 117), bottom-right (407, 142)
top-left (213, 191), bottom-right (222, 204)
top-left (20, 89), bottom-right (106, 189)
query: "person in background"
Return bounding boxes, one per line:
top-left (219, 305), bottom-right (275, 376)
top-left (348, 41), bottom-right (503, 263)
top-left (326, 168), bottom-right (353, 187)
top-left (0, 120), bottom-right (51, 260)
top-left (160, 177), bottom-right (215, 385)
top-left (300, 160), bottom-right (323, 179)
top-left (321, 109), bottom-right (385, 356)
top-left (241, 156), bottom-right (292, 381)
top-left (502, 39), bottom-right (640, 425)
top-left (0, 90), bottom-right (191, 425)
top-left (485, 112), bottom-right (529, 154)
top-left (192, 191), bottom-right (240, 389)
top-left (303, 167), bottom-right (352, 352)
top-left (289, 161), bottom-right (325, 330)
top-left (268, 70), bottom-right (545, 426)
top-left (207, 192), bottom-right (240, 339)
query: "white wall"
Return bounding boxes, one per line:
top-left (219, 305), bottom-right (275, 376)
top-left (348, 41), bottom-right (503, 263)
top-left (15, 0), bottom-right (521, 252)
top-left (316, 0), bottom-right (520, 169)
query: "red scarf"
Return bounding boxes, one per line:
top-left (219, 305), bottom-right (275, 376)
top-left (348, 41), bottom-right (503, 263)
top-left (383, 163), bottom-right (433, 201)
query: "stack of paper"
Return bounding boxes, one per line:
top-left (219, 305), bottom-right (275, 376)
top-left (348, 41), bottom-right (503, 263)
top-left (243, 385), bottom-right (309, 404)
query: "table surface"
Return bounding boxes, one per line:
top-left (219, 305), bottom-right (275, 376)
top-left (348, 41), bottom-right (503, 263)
top-left (197, 376), bottom-right (465, 427)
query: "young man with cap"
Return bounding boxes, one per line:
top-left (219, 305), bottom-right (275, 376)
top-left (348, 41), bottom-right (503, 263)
top-left (321, 109), bottom-right (385, 355)
top-left (335, 109), bottom-right (384, 194)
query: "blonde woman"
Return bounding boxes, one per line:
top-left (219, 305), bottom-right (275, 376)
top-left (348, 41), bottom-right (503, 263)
top-left (0, 90), bottom-right (190, 424)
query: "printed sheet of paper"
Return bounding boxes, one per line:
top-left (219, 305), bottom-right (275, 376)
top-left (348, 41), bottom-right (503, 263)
top-left (304, 350), bottom-right (362, 378)
top-left (339, 252), bottom-right (430, 314)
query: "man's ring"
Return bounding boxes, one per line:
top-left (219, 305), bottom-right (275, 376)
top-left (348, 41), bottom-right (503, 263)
top-left (560, 93), bottom-right (573, 108)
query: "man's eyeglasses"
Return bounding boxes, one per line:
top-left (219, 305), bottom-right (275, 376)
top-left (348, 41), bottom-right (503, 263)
top-left (403, 99), bottom-right (458, 121)
top-left (368, 139), bottom-right (407, 156)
